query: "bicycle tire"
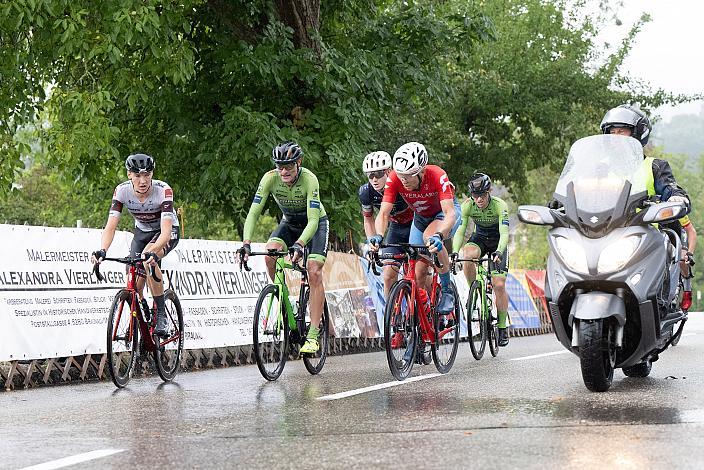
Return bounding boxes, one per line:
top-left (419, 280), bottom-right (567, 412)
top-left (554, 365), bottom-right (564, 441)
top-left (302, 292), bottom-right (330, 375)
top-left (253, 284), bottom-right (289, 381)
top-left (432, 281), bottom-right (460, 373)
top-left (106, 289), bottom-right (139, 388)
top-left (467, 281), bottom-right (486, 360)
top-left (488, 291), bottom-right (500, 357)
top-left (154, 289), bottom-right (184, 382)
top-left (385, 280), bottom-right (417, 380)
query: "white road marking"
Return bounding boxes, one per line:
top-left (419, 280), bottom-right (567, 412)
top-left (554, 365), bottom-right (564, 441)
top-left (510, 350), bottom-right (571, 361)
top-left (318, 373), bottom-right (442, 401)
top-left (19, 449), bottom-right (125, 470)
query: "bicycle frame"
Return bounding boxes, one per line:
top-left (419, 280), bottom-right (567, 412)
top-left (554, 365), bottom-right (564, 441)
top-left (246, 251), bottom-right (310, 338)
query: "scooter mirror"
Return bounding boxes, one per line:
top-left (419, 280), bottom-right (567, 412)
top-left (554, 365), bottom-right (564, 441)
top-left (518, 205), bottom-right (556, 226)
top-left (641, 201), bottom-right (687, 224)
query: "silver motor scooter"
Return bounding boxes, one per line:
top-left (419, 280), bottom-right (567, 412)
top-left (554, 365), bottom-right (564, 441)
top-left (518, 135), bottom-right (688, 392)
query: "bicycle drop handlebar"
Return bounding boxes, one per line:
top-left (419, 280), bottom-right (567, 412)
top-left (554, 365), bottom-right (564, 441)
top-left (450, 255), bottom-right (490, 275)
top-left (238, 248), bottom-right (307, 274)
top-left (367, 243), bottom-right (443, 276)
top-left (92, 256), bottom-right (162, 282)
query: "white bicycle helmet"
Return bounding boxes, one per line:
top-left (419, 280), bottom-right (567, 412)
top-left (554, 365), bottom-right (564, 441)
top-left (362, 151), bottom-right (392, 173)
top-left (393, 142), bottom-right (428, 175)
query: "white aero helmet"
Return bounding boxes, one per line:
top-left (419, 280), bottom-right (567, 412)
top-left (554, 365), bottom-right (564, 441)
top-left (363, 151), bottom-right (392, 173)
top-left (393, 142), bottom-right (428, 175)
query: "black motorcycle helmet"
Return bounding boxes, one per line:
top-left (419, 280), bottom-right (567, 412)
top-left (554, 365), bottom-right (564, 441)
top-left (125, 153), bottom-right (155, 173)
top-left (600, 104), bottom-right (652, 146)
top-left (272, 141), bottom-right (303, 164)
top-left (468, 172), bottom-right (491, 194)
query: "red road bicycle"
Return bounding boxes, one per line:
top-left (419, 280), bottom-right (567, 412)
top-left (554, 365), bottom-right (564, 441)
top-left (370, 243), bottom-right (460, 380)
top-left (94, 256), bottom-right (184, 388)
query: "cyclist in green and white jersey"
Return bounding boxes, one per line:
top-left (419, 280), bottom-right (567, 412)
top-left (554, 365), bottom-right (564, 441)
top-left (240, 142), bottom-right (328, 354)
top-left (452, 173), bottom-right (511, 346)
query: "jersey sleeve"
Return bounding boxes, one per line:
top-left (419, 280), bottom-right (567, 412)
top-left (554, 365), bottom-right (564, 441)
top-left (160, 184), bottom-right (175, 222)
top-left (243, 172), bottom-right (273, 241)
top-left (300, 173), bottom-right (322, 244)
top-left (497, 198), bottom-right (510, 253)
top-left (358, 184), bottom-right (373, 217)
top-left (382, 172), bottom-right (400, 204)
top-left (436, 168), bottom-right (455, 201)
top-left (452, 200), bottom-right (471, 253)
top-left (109, 186), bottom-right (123, 219)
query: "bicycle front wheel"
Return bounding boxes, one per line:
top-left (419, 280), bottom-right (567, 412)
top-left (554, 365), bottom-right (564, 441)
top-left (467, 281), bottom-right (486, 360)
top-left (433, 281), bottom-right (460, 374)
top-left (302, 293), bottom-right (330, 375)
top-left (107, 289), bottom-right (139, 388)
top-left (385, 280), bottom-right (417, 381)
top-left (154, 289), bottom-right (184, 382)
top-left (253, 284), bottom-right (289, 381)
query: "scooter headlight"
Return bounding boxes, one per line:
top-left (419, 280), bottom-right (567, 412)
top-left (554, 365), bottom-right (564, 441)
top-left (597, 235), bottom-right (642, 273)
top-left (554, 236), bottom-right (589, 274)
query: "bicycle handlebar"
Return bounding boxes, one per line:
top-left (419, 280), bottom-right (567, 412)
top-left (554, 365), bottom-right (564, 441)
top-left (450, 255), bottom-right (490, 275)
top-left (238, 249), bottom-right (306, 274)
top-left (92, 256), bottom-right (162, 282)
top-left (367, 243), bottom-right (443, 275)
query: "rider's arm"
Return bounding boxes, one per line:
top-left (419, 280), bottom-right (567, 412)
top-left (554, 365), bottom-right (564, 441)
top-left (150, 217), bottom-right (174, 254)
top-left (298, 173), bottom-right (322, 245)
top-left (242, 172), bottom-right (273, 244)
top-left (100, 215), bottom-right (120, 252)
top-left (358, 184), bottom-right (377, 238)
top-left (436, 198), bottom-right (457, 238)
top-left (653, 159), bottom-right (689, 202)
top-left (497, 198), bottom-right (510, 253)
top-left (683, 220), bottom-right (697, 254)
top-left (374, 202), bottom-right (393, 236)
top-left (451, 200), bottom-right (471, 252)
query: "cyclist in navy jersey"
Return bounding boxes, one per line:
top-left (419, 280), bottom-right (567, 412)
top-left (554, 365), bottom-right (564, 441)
top-left (359, 151), bottom-right (414, 296)
top-left (91, 154), bottom-right (180, 337)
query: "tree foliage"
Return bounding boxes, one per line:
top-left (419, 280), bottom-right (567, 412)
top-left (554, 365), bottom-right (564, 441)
top-left (0, 0), bottom-right (691, 248)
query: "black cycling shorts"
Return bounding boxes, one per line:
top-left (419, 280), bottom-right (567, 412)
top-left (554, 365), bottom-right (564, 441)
top-left (467, 233), bottom-right (508, 275)
top-left (269, 216), bottom-right (329, 264)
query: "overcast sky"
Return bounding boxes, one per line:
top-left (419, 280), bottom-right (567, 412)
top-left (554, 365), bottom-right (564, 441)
top-left (597, 0), bottom-right (704, 122)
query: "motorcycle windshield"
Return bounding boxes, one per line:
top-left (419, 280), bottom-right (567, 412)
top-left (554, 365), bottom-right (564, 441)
top-left (555, 135), bottom-right (647, 214)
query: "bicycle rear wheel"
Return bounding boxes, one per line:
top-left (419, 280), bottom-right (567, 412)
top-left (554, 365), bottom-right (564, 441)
top-left (385, 280), bottom-right (417, 380)
top-left (303, 291), bottom-right (330, 375)
top-left (488, 292), bottom-right (500, 357)
top-left (253, 284), bottom-right (289, 381)
top-left (154, 289), bottom-right (184, 382)
top-left (467, 281), bottom-right (486, 360)
top-left (433, 281), bottom-right (460, 374)
top-left (107, 289), bottom-right (139, 388)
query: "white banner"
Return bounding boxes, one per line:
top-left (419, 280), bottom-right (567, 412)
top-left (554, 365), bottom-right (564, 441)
top-left (0, 225), bottom-right (273, 360)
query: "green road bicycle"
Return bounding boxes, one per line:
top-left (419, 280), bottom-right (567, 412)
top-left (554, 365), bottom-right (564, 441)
top-left (451, 256), bottom-right (499, 359)
top-left (240, 249), bottom-right (330, 381)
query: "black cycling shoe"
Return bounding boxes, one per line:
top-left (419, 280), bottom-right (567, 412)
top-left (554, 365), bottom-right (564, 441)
top-left (155, 310), bottom-right (169, 337)
top-left (437, 288), bottom-right (455, 314)
top-left (498, 328), bottom-right (509, 347)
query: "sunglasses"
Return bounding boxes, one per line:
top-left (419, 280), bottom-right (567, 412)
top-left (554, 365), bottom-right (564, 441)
top-left (366, 170), bottom-right (386, 180)
top-left (275, 163), bottom-right (297, 172)
top-left (471, 191), bottom-right (488, 198)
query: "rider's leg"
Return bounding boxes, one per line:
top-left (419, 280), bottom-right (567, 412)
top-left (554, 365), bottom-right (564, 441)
top-left (382, 265), bottom-right (397, 297)
top-left (301, 218), bottom-right (329, 354)
top-left (492, 248), bottom-right (510, 346)
top-left (424, 203), bottom-right (462, 314)
top-left (264, 240), bottom-right (286, 282)
top-left (462, 244), bottom-right (481, 284)
top-left (144, 242), bottom-right (167, 335)
top-left (266, 221), bottom-right (294, 282)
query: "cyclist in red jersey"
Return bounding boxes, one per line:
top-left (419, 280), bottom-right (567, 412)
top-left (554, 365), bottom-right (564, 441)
top-left (369, 142), bottom-right (462, 315)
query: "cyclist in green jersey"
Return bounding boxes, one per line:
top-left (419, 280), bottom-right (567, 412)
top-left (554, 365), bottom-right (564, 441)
top-left (452, 173), bottom-right (511, 346)
top-left (239, 142), bottom-right (329, 354)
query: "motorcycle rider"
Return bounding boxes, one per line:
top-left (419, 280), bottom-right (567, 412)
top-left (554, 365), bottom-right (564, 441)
top-left (600, 105), bottom-right (697, 310)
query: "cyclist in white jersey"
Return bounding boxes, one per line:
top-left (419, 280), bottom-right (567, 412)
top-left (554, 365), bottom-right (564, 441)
top-left (91, 154), bottom-right (180, 336)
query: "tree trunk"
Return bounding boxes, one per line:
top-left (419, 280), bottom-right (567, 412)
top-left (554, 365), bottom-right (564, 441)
top-left (275, 0), bottom-right (321, 55)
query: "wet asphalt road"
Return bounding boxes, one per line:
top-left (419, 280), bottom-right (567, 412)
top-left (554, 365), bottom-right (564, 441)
top-left (2, 316), bottom-right (704, 470)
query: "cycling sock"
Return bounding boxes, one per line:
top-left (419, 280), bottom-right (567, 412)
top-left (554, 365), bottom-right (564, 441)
top-left (154, 294), bottom-right (165, 314)
top-left (307, 324), bottom-right (319, 340)
top-left (498, 310), bottom-right (508, 328)
top-left (439, 272), bottom-right (451, 290)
